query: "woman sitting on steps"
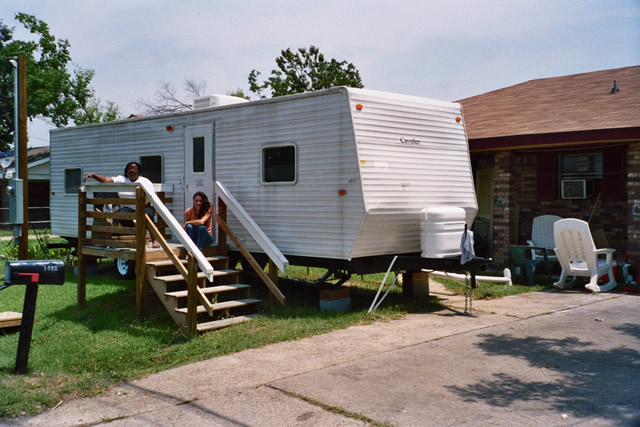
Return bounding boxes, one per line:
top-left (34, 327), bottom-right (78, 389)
top-left (184, 191), bottom-right (214, 250)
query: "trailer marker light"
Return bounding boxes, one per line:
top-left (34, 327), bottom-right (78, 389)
top-left (338, 189), bottom-right (347, 196)
top-left (455, 116), bottom-right (462, 122)
top-left (355, 104), bottom-right (363, 111)
top-left (166, 125), bottom-right (175, 132)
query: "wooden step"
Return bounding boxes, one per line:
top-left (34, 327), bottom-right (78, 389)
top-left (155, 269), bottom-right (239, 284)
top-left (164, 283), bottom-right (251, 298)
top-left (146, 256), bottom-right (228, 268)
top-left (197, 314), bottom-right (261, 332)
top-left (175, 298), bottom-right (261, 315)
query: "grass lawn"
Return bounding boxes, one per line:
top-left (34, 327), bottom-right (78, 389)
top-left (0, 238), bottom-right (573, 418)
top-left (0, 228), bottom-right (51, 238)
top-left (0, 247), bottom-right (443, 417)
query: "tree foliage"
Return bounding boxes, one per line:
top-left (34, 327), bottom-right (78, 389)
top-left (226, 88), bottom-right (250, 100)
top-left (0, 13), bottom-right (120, 151)
top-left (248, 45), bottom-right (363, 98)
top-left (70, 67), bottom-right (121, 125)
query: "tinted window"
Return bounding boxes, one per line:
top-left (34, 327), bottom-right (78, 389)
top-left (140, 155), bottom-right (162, 183)
top-left (262, 145), bottom-right (295, 183)
top-left (193, 137), bottom-right (205, 173)
top-left (65, 168), bottom-right (82, 193)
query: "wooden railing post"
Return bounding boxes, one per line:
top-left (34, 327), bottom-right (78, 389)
top-left (187, 253), bottom-right (198, 336)
top-left (135, 186), bottom-right (147, 317)
top-left (216, 215), bottom-right (286, 306)
top-left (77, 188), bottom-right (87, 309)
top-left (218, 197), bottom-right (228, 256)
top-left (268, 260), bottom-right (278, 310)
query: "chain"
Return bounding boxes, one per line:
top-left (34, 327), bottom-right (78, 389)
top-left (463, 272), bottom-right (472, 316)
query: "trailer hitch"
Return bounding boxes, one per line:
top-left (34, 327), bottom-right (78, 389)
top-left (318, 268), bottom-right (351, 287)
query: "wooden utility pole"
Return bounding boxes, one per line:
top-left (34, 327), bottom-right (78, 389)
top-left (17, 54), bottom-right (28, 260)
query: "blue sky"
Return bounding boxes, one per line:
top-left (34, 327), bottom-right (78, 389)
top-left (2, 0), bottom-right (639, 147)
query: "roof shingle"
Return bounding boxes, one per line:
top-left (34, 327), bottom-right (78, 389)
top-left (458, 66), bottom-right (640, 140)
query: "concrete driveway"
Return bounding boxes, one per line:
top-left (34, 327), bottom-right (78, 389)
top-left (16, 281), bottom-right (640, 426)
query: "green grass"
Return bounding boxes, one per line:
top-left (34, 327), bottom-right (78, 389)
top-left (434, 270), bottom-right (635, 297)
top-left (0, 228), bottom-right (52, 238)
top-left (433, 276), bottom-right (551, 298)
top-left (0, 241), bottom-right (549, 418)
top-left (0, 253), bottom-right (441, 417)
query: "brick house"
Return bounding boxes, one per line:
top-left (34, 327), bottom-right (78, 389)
top-left (458, 66), bottom-right (640, 272)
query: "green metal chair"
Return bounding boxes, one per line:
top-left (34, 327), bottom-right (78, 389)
top-left (509, 245), bottom-right (546, 286)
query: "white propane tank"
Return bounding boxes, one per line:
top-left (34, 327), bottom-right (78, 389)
top-left (421, 207), bottom-right (467, 258)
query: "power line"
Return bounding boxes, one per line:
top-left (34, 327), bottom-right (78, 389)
top-left (35, 116), bottom-right (56, 127)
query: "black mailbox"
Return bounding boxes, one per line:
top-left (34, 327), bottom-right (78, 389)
top-left (1, 259), bottom-right (65, 374)
top-left (5, 260), bottom-right (65, 286)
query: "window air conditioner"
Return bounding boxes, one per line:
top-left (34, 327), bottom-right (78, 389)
top-left (561, 179), bottom-right (586, 199)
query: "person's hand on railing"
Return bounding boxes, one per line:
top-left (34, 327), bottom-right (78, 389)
top-left (83, 172), bottom-right (112, 183)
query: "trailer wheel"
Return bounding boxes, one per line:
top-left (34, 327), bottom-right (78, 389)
top-left (115, 258), bottom-right (135, 280)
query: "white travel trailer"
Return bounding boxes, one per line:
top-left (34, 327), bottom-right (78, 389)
top-left (50, 87), bottom-right (478, 275)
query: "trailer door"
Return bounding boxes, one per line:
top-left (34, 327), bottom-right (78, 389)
top-left (184, 124), bottom-right (215, 209)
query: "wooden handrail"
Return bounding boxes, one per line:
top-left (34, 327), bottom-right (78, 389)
top-left (146, 215), bottom-right (213, 316)
top-left (77, 184), bottom-right (214, 320)
top-left (216, 213), bottom-right (286, 306)
top-left (215, 181), bottom-right (288, 273)
top-left (82, 182), bottom-right (214, 281)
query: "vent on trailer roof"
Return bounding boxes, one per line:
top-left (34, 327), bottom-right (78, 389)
top-left (193, 94), bottom-right (249, 110)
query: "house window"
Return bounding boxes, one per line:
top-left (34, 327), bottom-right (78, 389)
top-left (262, 144), bottom-right (296, 183)
top-left (65, 168), bottom-right (82, 194)
top-left (140, 155), bottom-right (162, 183)
top-left (536, 146), bottom-right (625, 202)
top-left (559, 153), bottom-right (602, 199)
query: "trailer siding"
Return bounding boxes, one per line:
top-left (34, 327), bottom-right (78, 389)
top-left (347, 89), bottom-right (477, 258)
top-left (49, 87), bottom-right (477, 263)
top-left (50, 116), bottom-right (197, 238)
top-left (215, 90), bottom-right (365, 260)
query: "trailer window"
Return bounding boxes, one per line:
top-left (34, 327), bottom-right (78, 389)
top-left (193, 137), bottom-right (205, 173)
top-left (140, 155), bottom-right (162, 183)
top-left (262, 145), bottom-right (296, 183)
top-left (65, 168), bottom-right (82, 194)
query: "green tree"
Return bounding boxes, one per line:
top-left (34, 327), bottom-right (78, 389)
top-left (0, 13), bottom-right (120, 151)
top-left (226, 88), bottom-right (250, 100)
top-left (248, 45), bottom-right (363, 98)
top-left (0, 20), bottom-right (15, 151)
top-left (70, 67), bottom-right (121, 125)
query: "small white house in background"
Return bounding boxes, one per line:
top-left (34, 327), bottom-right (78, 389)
top-left (49, 87), bottom-right (478, 271)
top-left (0, 146), bottom-right (51, 227)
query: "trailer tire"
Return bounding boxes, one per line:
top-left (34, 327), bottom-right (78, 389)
top-left (115, 258), bottom-right (135, 280)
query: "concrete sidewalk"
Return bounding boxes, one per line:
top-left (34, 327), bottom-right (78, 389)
top-left (16, 282), bottom-right (640, 426)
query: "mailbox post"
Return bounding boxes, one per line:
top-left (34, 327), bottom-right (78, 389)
top-left (1, 260), bottom-right (65, 374)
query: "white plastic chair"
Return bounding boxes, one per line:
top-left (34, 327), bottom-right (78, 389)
top-left (527, 215), bottom-right (562, 262)
top-left (553, 218), bottom-right (616, 292)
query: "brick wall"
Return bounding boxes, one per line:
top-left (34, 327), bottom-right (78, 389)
top-left (491, 151), bottom-right (513, 266)
top-left (482, 143), bottom-right (637, 272)
top-left (628, 143), bottom-right (640, 270)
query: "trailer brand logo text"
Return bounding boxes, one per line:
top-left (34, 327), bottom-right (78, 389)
top-left (400, 137), bottom-right (420, 145)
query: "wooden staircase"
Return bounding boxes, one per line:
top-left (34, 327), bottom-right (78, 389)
top-left (77, 181), bottom-right (285, 335)
top-left (146, 254), bottom-right (262, 333)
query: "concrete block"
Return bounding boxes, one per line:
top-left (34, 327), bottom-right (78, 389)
top-left (413, 271), bottom-right (430, 297)
top-left (319, 288), bottom-right (351, 312)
